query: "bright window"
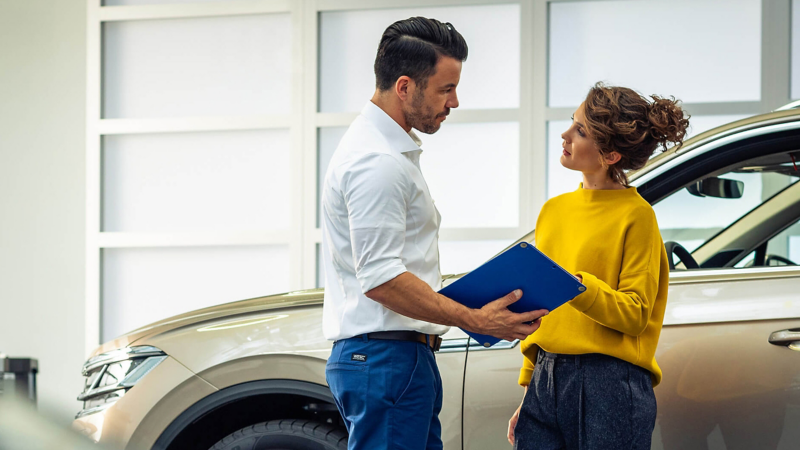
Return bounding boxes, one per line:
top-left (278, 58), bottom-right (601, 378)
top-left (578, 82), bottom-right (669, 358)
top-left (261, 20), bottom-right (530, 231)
top-left (103, 13), bottom-right (291, 118)
top-left (319, 4), bottom-right (520, 112)
top-left (102, 245), bottom-right (290, 341)
top-left (549, 0), bottom-right (761, 107)
top-left (103, 129), bottom-right (292, 232)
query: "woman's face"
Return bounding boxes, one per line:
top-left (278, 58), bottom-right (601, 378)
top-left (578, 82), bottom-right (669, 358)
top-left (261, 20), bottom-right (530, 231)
top-left (560, 103), bottom-right (604, 173)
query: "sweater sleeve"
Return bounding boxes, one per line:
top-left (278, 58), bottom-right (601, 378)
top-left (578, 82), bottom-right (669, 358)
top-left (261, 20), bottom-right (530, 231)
top-left (569, 207), bottom-right (662, 336)
top-left (518, 350), bottom-right (536, 386)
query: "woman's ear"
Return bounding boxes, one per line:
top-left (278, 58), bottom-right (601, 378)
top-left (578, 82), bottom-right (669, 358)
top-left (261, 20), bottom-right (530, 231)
top-left (604, 151), bottom-right (622, 166)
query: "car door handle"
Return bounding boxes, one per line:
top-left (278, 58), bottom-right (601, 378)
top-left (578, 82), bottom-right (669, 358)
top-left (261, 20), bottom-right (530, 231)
top-left (768, 328), bottom-right (800, 351)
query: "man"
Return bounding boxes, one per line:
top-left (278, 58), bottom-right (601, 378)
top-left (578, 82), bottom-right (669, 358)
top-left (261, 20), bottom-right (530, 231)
top-left (321, 17), bottom-right (547, 450)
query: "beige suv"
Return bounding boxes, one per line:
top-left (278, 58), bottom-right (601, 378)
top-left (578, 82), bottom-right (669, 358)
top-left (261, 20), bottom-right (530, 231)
top-left (73, 107), bottom-right (800, 450)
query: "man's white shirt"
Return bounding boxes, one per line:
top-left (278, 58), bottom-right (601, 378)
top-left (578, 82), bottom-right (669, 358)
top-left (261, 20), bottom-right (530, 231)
top-left (321, 101), bottom-right (450, 341)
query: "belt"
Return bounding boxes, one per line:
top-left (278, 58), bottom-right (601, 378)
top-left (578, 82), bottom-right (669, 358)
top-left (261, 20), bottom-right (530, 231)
top-left (364, 331), bottom-right (442, 352)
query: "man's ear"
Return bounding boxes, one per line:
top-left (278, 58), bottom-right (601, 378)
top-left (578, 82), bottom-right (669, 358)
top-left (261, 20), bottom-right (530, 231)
top-left (604, 151), bottom-right (622, 166)
top-left (395, 76), bottom-right (412, 102)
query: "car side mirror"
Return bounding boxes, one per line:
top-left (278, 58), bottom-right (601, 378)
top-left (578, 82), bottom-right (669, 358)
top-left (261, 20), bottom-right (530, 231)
top-left (686, 177), bottom-right (744, 199)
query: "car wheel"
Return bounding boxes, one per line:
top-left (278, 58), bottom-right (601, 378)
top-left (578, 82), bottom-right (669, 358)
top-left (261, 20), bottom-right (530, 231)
top-left (210, 419), bottom-right (348, 450)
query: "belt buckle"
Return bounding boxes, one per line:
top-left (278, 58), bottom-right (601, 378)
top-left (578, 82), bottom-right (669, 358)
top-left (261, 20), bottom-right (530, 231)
top-left (432, 335), bottom-right (442, 352)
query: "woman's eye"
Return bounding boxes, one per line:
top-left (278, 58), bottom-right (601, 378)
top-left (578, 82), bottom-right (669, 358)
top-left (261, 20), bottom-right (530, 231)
top-left (577, 129), bottom-right (585, 137)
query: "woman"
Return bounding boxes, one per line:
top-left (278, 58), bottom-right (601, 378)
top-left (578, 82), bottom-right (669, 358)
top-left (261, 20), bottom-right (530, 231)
top-left (508, 83), bottom-right (689, 450)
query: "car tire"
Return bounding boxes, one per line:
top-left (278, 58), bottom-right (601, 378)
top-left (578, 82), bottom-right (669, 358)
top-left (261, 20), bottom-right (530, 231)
top-left (209, 419), bottom-right (348, 450)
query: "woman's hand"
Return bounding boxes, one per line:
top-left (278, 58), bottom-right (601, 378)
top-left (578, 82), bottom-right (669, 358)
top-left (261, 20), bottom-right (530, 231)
top-left (508, 387), bottom-right (528, 445)
top-left (507, 404), bottom-right (521, 445)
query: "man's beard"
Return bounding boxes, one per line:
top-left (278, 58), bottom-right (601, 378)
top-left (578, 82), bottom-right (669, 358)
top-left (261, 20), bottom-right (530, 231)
top-left (403, 90), bottom-right (446, 134)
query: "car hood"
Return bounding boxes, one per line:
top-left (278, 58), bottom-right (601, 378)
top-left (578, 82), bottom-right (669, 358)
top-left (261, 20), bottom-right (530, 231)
top-left (91, 288), bottom-right (325, 357)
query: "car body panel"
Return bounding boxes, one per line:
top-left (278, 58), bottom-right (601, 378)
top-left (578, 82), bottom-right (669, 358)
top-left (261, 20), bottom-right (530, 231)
top-left (462, 346), bottom-right (525, 450)
top-left (136, 306), bottom-right (329, 376)
top-left (90, 291), bottom-right (324, 358)
top-left (664, 270), bottom-right (800, 326)
top-left (655, 319), bottom-right (800, 450)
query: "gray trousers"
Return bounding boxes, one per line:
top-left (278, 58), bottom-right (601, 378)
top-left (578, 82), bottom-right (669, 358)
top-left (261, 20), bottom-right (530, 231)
top-left (514, 350), bottom-right (657, 450)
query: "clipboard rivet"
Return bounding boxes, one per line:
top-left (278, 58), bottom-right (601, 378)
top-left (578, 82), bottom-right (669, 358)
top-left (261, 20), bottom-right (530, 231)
top-left (520, 243), bottom-right (528, 248)
top-left (484, 343), bottom-right (491, 347)
top-left (578, 287), bottom-right (586, 292)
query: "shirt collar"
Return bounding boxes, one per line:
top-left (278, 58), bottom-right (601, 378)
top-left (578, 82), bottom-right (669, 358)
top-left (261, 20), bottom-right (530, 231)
top-left (361, 101), bottom-right (423, 154)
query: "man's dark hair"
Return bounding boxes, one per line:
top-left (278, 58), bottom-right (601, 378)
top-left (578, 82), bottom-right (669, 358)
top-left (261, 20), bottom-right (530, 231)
top-left (374, 17), bottom-right (468, 92)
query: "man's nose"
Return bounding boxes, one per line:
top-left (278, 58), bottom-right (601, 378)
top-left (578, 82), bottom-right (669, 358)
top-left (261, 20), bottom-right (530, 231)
top-left (447, 91), bottom-right (459, 109)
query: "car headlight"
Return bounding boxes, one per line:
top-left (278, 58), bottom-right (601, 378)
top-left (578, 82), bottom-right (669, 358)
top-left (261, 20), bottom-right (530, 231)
top-left (75, 346), bottom-right (166, 419)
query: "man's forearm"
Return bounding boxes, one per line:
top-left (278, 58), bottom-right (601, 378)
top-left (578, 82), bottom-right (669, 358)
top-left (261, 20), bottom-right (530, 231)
top-left (365, 272), bottom-right (547, 341)
top-left (365, 272), bottom-right (478, 331)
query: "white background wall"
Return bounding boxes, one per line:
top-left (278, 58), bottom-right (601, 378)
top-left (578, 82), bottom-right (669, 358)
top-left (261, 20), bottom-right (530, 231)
top-left (0, 0), bottom-right (87, 424)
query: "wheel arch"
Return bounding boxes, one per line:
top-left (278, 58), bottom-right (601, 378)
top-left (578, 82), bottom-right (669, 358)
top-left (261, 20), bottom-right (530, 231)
top-left (151, 379), bottom-right (339, 450)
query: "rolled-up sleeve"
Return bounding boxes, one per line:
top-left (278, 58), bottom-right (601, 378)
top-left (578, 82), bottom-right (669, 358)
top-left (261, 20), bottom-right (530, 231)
top-left (342, 153), bottom-right (409, 293)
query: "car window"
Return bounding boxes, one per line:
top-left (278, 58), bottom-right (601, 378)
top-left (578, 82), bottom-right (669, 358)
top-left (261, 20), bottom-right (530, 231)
top-left (653, 170), bottom-right (800, 268)
top-left (654, 172), bottom-right (775, 252)
top-left (734, 215), bottom-right (800, 267)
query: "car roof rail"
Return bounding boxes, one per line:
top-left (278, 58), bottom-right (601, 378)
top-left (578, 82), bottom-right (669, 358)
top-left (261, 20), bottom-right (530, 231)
top-left (775, 100), bottom-right (800, 111)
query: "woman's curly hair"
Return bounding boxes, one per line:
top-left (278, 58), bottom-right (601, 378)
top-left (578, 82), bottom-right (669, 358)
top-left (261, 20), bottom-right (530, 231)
top-left (582, 82), bottom-right (691, 186)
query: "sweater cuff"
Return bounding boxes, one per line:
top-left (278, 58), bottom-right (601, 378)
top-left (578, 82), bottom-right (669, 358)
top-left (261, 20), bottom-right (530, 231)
top-left (518, 367), bottom-right (534, 386)
top-left (570, 271), bottom-right (599, 312)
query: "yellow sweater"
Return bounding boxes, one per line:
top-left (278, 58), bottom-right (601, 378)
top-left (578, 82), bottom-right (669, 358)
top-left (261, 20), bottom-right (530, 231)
top-left (519, 184), bottom-right (669, 386)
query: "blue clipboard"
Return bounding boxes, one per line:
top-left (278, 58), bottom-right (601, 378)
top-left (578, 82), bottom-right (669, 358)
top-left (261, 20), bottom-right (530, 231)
top-left (438, 242), bottom-right (586, 347)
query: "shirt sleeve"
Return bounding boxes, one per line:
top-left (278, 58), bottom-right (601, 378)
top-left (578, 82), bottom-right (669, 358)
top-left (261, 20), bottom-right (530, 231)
top-left (569, 207), bottom-right (663, 336)
top-left (342, 153), bottom-right (409, 293)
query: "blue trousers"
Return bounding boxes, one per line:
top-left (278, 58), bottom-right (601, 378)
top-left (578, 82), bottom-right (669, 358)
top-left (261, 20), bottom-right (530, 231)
top-left (514, 351), bottom-right (657, 450)
top-left (326, 335), bottom-right (443, 450)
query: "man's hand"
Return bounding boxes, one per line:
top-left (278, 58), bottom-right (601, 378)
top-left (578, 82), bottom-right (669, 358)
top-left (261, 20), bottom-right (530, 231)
top-left (467, 290), bottom-right (548, 341)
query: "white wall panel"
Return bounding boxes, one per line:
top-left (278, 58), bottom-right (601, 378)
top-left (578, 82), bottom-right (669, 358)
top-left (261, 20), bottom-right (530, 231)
top-left (317, 243), bottom-right (324, 288)
top-left (104, 0), bottom-right (231, 5)
top-left (103, 129), bottom-right (291, 232)
top-left (317, 127), bottom-right (348, 227)
top-left (413, 121), bottom-right (519, 228)
top-left (546, 120), bottom-right (582, 199)
top-left (319, 4), bottom-right (520, 113)
top-left (549, 0), bottom-right (761, 107)
top-left (439, 239), bottom-right (514, 276)
top-left (102, 245), bottom-right (290, 341)
top-left (793, 0), bottom-right (800, 99)
top-left (103, 13), bottom-right (291, 118)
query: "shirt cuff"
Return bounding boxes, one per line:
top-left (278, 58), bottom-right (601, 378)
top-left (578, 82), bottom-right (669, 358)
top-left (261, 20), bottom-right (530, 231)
top-left (569, 271), bottom-right (600, 312)
top-left (357, 260), bottom-right (408, 293)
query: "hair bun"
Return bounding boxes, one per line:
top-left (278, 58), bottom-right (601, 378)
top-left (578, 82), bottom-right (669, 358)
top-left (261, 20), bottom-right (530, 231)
top-left (648, 95), bottom-right (690, 150)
